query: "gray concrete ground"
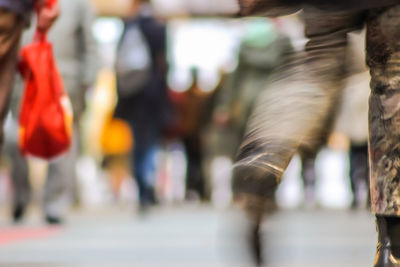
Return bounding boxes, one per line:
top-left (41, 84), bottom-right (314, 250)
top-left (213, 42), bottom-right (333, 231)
top-left (0, 205), bottom-right (377, 267)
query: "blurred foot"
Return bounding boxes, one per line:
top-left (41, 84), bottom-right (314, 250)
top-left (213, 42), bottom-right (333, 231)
top-left (45, 215), bottom-right (63, 225)
top-left (12, 204), bottom-right (25, 223)
top-left (185, 190), bottom-right (200, 202)
top-left (235, 194), bottom-right (269, 266)
top-left (138, 203), bottom-right (149, 213)
top-left (350, 199), bottom-right (358, 210)
top-left (302, 191), bottom-right (317, 210)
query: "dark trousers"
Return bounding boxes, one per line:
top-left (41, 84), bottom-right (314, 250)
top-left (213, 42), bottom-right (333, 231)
top-left (349, 143), bottom-right (370, 207)
top-left (132, 127), bottom-right (158, 207)
top-left (183, 135), bottom-right (206, 200)
top-left (301, 154), bottom-right (316, 203)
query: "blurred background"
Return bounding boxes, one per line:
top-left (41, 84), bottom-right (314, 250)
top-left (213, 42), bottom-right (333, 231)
top-left (0, 0), bottom-right (376, 266)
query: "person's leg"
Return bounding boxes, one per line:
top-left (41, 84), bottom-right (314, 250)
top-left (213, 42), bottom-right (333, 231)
top-left (233, 8), bottom-right (365, 216)
top-left (133, 138), bottom-right (158, 209)
top-left (299, 151), bottom-right (317, 206)
top-left (232, 8), bottom-right (364, 265)
top-left (43, 128), bottom-right (79, 224)
top-left (142, 143), bottom-right (157, 205)
top-left (5, 139), bottom-right (30, 222)
top-left (349, 144), bottom-right (360, 208)
top-left (349, 143), bottom-right (369, 209)
top-left (0, 8), bottom-right (26, 222)
top-left (133, 146), bottom-right (147, 208)
top-left (0, 9), bottom-right (24, 147)
top-left (366, 5), bottom-right (400, 266)
top-left (183, 135), bottom-right (206, 200)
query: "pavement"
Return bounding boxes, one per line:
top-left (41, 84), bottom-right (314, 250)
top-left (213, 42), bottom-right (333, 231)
top-left (0, 205), bottom-right (377, 267)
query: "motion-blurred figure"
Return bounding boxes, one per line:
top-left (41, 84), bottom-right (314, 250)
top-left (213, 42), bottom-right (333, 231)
top-left (233, 1), bottom-right (400, 266)
top-left (114, 0), bottom-right (168, 210)
top-left (204, 19), bottom-right (293, 208)
top-left (212, 20), bottom-right (293, 157)
top-left (7, 0), bottom-right (97, 224)
top-left (166, 68), bottom-right (218, 201)
top-left (170, 69), bottom-right (207, 200)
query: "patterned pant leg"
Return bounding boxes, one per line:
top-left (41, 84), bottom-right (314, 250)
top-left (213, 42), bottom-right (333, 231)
top-left (232, 8), bottom-right (364, 217)
top-left (366, 5), bottom-right (400, 216)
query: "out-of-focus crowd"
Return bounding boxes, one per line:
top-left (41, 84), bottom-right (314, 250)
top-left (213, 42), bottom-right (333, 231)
top-left (0, 0), bottom-right (371, 224)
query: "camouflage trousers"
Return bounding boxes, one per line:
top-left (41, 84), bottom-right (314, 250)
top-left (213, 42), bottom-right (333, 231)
top-left (233, 4), bottom-right (400, 216)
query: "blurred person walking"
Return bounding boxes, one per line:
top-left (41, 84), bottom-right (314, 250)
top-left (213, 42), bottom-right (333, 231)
top-left (114, 0), bottom-right (168, 211)
top-left (167, 68), bottom-right (217, 201)
top-left (204, 19), bottom-right (293, 208)
top-left (232, 1), bottom-right (400, 266)
top-left (6, 0), bottom-right (97, 224)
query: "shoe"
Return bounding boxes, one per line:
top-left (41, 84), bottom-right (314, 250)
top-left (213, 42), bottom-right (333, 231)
top-left (374, 216), bottom-right (400, 267)
top-left (45, 215), bottom-right (63, 225)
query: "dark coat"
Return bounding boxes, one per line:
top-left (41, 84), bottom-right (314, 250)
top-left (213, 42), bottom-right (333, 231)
top-left (114, 10), bottom-right (168, 143)
top-left (238, 0), bottom-right (400, 16)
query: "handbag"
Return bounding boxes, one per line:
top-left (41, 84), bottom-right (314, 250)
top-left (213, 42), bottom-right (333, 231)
top-left (18, 30), bottom-right (73, 159)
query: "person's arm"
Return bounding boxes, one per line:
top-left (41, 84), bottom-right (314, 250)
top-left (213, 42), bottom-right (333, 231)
top-left (36, 0), bottom-right (59, 32)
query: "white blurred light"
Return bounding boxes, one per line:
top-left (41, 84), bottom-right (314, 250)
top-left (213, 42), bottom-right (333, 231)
top-left (168, 19), bottom-right (242, 92)
top-left (168, 68), bottom-right (192, 92)
top-left (92, 18), bottom-right (124, 44)
top-left (316, 148), bottom-right (353, 208)
top-left (277, 149), bottom-right (353, 209)
top-left (276, 155), bottom-right (304, 208)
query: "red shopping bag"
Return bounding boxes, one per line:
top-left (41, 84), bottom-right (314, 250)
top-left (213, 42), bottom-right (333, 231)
top-left (18, 31), bottom-right (73, 160)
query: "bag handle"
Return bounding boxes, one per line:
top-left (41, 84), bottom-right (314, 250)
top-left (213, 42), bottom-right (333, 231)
top-left (33, 0), bottom-right (57, 42)
top-left (33, 31), bottom-right (47, 43)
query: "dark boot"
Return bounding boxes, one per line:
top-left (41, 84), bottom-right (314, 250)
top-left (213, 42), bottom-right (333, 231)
top-left (374, 216), bottom-right (400, 267)
top-left (249, 218), bottom-right (263, 267)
